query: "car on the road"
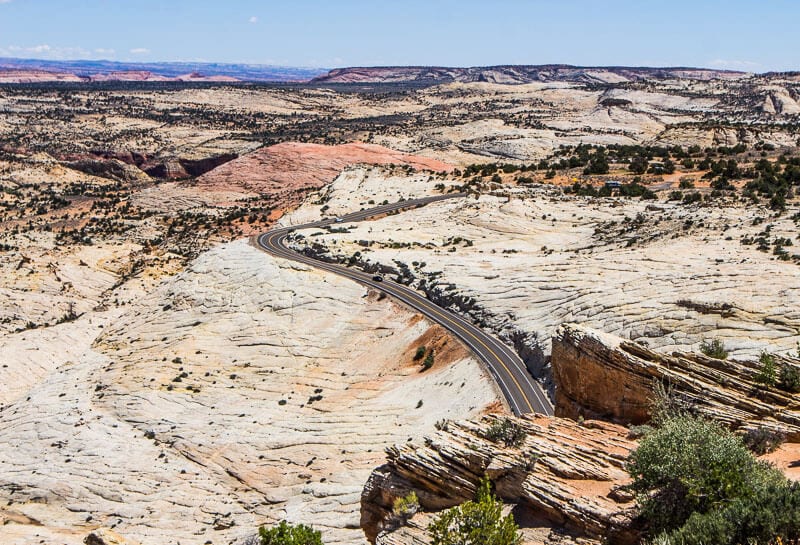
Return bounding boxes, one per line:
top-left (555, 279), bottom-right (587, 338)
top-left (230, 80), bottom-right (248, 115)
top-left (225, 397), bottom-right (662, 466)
top-left (334, 217), bottom-right (344, 223)
top-left (371, 275), bottom-right (383, 282)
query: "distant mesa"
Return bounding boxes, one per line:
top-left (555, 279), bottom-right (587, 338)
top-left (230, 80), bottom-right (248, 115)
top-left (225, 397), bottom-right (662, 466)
top-left (0, 57), bottom-right (328, 83)
top-left (0, 58), bottom-right (757, 85)
top-left (310, 64), bottom-right (751, 85)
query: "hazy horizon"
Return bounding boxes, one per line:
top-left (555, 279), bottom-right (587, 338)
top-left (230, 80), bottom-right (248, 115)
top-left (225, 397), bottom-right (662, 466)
top-left (0, 56), bottom-right (790, 74)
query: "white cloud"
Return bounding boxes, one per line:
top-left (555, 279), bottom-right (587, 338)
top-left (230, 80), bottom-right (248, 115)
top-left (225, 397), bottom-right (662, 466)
top-left (129, 47), bottom-right (150, 55)
top-left (0, 1), bottom-right (13, 4)
top-left (94, 48), bottom-right (115, 57)
top-left (0, 44), bottom-right (101, 60)
top-left (248, 16), bottom-right (258, 23)
top-left (708, 59), bottom-right (761, 71)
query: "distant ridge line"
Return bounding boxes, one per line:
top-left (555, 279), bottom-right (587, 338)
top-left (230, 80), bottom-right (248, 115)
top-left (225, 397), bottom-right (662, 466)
top-left (0, 57), bottom-right (329, 83)
top-left (310, 64), bottom-right (751, 85)
top-left (0, 58), bottom-right (777, 85)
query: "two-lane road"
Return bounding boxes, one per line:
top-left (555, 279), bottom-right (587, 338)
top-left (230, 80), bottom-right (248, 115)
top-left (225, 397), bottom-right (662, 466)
top-left (256, 193), bottom-right (553, 416)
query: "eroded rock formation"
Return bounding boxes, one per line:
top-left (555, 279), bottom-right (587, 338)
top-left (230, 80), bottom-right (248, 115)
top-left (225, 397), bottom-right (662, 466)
top-left (0, 240), bottom-right (498, 545)
top-left (552, 323), bottom-right (800, 439)
top-left (192, 141), bottom-right (453, 205)
top-left (361, 414), bottom-right (640, 545)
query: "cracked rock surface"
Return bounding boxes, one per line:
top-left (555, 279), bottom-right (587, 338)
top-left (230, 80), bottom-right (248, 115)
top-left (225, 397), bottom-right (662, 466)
top-left (0, 240), bottom-right (497, 545)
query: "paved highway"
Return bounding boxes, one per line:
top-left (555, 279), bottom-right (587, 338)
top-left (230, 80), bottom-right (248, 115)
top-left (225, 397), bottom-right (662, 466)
top-left (256, 193), bottom-right (553, 416)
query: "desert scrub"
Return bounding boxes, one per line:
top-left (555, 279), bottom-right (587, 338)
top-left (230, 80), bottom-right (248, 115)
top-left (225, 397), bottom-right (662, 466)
top-left (627, 424), bottom-right (654, 439)
top-left (428, 477), bottom-right (521, 545)
top-left (756, 352), bottom-right (777, 387)
top-left (778, 362), bottom-right (800, 393)
top-left (650, 480), bottom-right (800, 545)
top-left (392, 491), bottom-right (420, 524)
top-left (699, 338), bottom-right (728, 360)
top-left (626, 414), bottom-right (799, 544)
top-left (484, 417), bottom-right (527, 448)
top-left (258, 521), bottom-right (323, 545)
top-left (742, 426), bottom-right (785, 455)
top-left (421, 350), bottom-right (435, 371)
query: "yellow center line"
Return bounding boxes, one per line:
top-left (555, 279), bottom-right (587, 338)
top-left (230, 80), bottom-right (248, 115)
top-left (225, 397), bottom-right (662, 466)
top-left (377, 281), bottom-right (536, 414)
top-left (266, 230), bottom-right (536, 413)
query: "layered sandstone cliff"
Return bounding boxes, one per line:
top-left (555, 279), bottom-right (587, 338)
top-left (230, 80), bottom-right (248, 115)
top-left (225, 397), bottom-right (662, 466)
top-left (361, 414), bottom-right (639, 545)
top-left (552, 323), bottom-right (800, 439)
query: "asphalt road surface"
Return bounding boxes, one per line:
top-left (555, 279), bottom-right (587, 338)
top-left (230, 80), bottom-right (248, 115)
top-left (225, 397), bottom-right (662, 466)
top-left (256, 193), bottom-right (554, 416)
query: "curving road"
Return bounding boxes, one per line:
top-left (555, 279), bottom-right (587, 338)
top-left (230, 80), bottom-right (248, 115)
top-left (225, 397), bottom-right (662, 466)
top-left (256, 193), bottom-right (553, 416)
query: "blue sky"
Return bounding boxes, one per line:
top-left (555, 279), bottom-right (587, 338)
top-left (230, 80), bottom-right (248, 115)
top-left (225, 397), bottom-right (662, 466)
top-left (0, 0), bottom-right (797, 71)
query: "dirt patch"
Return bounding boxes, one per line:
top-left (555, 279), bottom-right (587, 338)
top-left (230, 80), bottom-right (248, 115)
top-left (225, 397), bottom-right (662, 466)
top-left (481, 400), bottom-right (507, 414)
top-left (405, 322), bottom-right (471, 370)
top-left (761, 442), bottom-right (800, 481)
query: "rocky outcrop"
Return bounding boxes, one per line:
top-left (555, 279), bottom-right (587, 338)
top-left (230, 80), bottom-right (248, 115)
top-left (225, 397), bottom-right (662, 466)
top-left (0, 58), bottom-right (325, 82)
top-left (361, 414), bottom-right (639, 545)
top-left (141, 154), bottom-right (239, 179)
top-left (67, 158), bottom-right (151, 183)
top-left (179, 153), bottom-right (238, 177)
top-left (142, 158), bottom-right (189, 180)
top-left (66, 152), bottom-right (237, 181)
top-left (0, 69), bottom-right (84, 83)
top-left (194, 142), bottom-right (452, 203)
top-left (552, 323), bottom-right (800, 439)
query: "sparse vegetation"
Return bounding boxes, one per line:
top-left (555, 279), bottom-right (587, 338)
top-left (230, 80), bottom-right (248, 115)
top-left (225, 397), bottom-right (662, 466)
top-left (421, 350), bottom-right (435, 371)
top-left (742, 426), bottom-right (785, 455)
top-left (258, 521), bottom-right (323, 545)
top-left (699, 338), bottom-right (729, 360)
top-left (428, 477), bottom-right (521, 545)
top-left (755, 352), bottom-right (777, 387)
top-left (392, 491), bottom-right (420, 524)
top-left (484, 418), bottom-right (527, 448)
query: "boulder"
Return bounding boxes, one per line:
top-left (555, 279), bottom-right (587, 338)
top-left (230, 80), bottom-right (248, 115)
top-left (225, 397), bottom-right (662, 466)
top-left (84, 528), bottom-right (141, 545)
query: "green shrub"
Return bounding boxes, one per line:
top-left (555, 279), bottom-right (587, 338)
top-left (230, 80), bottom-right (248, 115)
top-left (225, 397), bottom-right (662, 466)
top-left (699, 338), bottom-right (728, 360)
top-left (413, 345), bottom-right (427, 361)
top-left (756, 352), bottom-right (777, 387)
top-left (778, 363), bottom-right (800, 393)
top-left (259, 521), bottom-right (323, 545)
top-left (422, 350), bottom-right (435, 370)
top-left (682, 191), bottom-right (702, 204)
top-left (654, 481), bottom-right (800, 545)
top-left (484, 418), bottom-right (527, 448)
top-left (742, 426), bottom-right (785, 455)
top-left (626, 415), bottom-right (776, 533)
top-left (428, 477), bottom-right (521, 545)
top-left (392, 491), bottom-right (420, 524)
